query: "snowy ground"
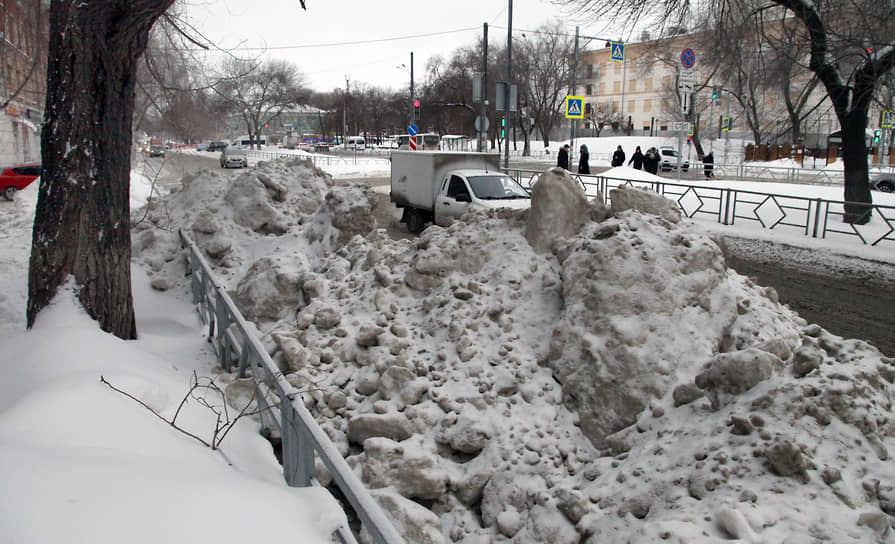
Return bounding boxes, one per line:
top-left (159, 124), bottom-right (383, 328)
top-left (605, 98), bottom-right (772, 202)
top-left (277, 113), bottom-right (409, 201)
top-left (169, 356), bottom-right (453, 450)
top-left (2, 152), bottom-right (895, 543)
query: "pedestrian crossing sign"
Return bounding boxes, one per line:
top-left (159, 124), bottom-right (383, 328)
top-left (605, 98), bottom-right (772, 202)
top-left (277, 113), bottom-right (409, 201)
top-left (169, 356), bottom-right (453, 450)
top-left (722, 116), bottom-right (731, 132)
top-left (882, 111), bottom-right (895, 129)
top-left (565, 96), bottom-right (584, 119)
top-left (611, 42), bottom-right (625, 62)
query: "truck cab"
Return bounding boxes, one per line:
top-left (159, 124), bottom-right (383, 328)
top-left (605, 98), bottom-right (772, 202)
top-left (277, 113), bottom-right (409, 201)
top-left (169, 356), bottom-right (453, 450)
top-left (434, 170), bottom-right (531, 226)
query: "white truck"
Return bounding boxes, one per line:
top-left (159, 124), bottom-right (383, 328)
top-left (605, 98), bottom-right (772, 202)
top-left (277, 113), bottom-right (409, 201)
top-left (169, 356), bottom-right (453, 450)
top-left (390, 150), bottom-right (531, 233)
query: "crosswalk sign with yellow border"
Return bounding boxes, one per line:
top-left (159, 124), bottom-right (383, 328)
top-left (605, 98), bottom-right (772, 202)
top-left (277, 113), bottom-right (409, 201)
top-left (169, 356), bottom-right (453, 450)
top-left (565, 96), bottom-right (584, 119)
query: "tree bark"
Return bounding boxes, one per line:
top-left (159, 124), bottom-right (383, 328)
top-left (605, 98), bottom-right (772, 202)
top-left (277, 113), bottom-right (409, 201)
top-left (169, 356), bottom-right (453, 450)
top-left (28, 0), bottom-right (174, 339)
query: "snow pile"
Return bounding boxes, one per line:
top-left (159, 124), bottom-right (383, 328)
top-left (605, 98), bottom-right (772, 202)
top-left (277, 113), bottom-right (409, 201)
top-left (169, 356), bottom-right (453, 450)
top-left (134, 158), bottom-right (895, 543)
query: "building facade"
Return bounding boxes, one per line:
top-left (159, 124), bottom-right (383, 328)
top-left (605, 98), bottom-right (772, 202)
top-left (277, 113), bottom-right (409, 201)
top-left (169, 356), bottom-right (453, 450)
top-left (0, 0), bottom-right (48, 165)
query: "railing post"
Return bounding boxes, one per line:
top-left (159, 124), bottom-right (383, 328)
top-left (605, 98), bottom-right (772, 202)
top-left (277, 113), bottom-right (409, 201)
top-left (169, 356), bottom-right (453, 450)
top-left (812, 198), bottom-right (823, 238)
top-left (282, 399), bottom-right (315, 487)
top-left (723, 188), bottom-right (732, 225)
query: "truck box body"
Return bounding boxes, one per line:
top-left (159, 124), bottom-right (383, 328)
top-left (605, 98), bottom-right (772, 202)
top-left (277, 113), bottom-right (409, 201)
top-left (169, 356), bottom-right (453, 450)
top-left (390, 151), bottom-right (502, 212)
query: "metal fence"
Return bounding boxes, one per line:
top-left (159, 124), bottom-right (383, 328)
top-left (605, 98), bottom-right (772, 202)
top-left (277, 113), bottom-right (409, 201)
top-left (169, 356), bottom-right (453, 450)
top-left (506, 170), bottom-right (895, 248)
top-left (179, 229), bottom-right (404, 544)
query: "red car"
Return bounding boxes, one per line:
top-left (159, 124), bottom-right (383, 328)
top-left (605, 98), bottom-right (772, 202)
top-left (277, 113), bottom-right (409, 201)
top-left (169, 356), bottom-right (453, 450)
top-left (1, 163), bottom-right (41, 201)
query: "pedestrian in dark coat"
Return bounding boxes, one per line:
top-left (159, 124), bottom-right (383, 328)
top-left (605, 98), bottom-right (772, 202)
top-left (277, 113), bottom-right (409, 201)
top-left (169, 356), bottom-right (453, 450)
top-left (643, 147), bottom-right (660, 174)
top-left (628, 146), bottom-right (644, 170)
top-left (611, 145), bottom-right (625, 167)
top-left (703, 151), bottom-right (714, 179)
top-left (557, 144), bottom-right (570, 170)
top-left (578, 144), bottom-right (590, 174)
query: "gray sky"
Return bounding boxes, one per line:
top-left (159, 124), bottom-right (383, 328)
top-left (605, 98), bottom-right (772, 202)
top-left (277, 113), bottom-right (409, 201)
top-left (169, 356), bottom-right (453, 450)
top-left (182, 0), bottom-right (614, 93)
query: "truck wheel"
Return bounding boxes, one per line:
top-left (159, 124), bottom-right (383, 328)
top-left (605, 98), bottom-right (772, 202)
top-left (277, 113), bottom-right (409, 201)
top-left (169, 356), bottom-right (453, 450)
top-left (406, 210), bottom-right (426, 234)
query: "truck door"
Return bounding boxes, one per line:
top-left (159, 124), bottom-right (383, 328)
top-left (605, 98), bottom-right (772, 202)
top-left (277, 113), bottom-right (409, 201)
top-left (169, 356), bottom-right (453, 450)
top-left (434, 174), bottom-right (472, 226)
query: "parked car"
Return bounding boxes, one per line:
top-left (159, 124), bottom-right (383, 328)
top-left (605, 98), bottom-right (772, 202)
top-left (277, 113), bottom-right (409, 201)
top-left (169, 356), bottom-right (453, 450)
top-left (0, 163), bottom-right (41, 200)
top-left (659, 147), bottom-right (689, 171)
top-left (207, 141), bottom-right (228, 152)
top-left (871, 174), bottom-right (894, 193)
top-left (297, 142), bottom-right (315, 153)
top-left (196, 142), bottom-right (208, 152)
top-left (314, 142), bottom-right (331, 152)
top-left (220, 147), bottom-right (248, 168)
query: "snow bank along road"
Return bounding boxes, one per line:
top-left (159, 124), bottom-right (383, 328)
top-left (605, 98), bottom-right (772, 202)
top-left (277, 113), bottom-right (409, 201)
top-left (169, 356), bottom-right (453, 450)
top-left (148, 151), bottom-right (895, 358)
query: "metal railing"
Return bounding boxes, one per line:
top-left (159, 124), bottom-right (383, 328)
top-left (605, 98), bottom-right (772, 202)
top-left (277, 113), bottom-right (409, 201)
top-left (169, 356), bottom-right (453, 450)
top-left (506, 169), bottom-right (895, 248)
top-left (179, 229), bottom-right (404, 544)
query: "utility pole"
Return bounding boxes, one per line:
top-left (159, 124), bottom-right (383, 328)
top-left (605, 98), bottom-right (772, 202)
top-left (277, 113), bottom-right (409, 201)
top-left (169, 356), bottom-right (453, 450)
top-left (410, 52), bottom-right (414, 127)
top-left (570, 26), bottom-right (579, 166)
top-left (343, 76), bottom-right (349, 143)
top-left (503, 0), bottom-right (513, 170)
top-left (480, 24), bottom-right (488, 152)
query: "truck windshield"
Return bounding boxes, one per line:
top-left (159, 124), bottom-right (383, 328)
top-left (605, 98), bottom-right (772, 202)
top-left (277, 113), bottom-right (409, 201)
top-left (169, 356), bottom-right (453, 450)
top-left (467, 175), bottom-right (530, 200)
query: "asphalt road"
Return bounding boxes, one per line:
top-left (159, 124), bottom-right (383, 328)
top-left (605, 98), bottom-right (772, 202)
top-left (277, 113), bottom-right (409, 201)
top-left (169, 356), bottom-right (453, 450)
top-left (150, 151), bottom-right (894, 358)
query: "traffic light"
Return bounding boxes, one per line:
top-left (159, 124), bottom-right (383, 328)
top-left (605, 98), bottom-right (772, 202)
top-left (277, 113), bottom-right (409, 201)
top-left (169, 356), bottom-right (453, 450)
top-left (413, 100), bottom-right (421, 120)
top-left (500, 117), bottom-right (506, 139)
top-left (712, 85), bottom-right (720, 100)
top-left (874, 130), bottom-right (881, 144)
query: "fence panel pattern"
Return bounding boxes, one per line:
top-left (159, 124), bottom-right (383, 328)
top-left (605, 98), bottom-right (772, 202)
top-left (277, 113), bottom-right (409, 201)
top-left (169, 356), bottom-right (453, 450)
top-left (506, 169), bottom-right (895, 248)
top-left (180, 230), bottom-right (404, 544)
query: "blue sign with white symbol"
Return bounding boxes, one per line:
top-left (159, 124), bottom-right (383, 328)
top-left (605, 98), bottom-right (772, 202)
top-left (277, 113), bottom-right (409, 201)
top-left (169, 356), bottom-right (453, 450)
top-left (408, 124), bottom-right (418, 136)
top-left (681, 48), bottom-right (696, 69)
top-left (882, 111), bottom-right (895, 129)
top-left (611, 42), bottom-right (625, 62)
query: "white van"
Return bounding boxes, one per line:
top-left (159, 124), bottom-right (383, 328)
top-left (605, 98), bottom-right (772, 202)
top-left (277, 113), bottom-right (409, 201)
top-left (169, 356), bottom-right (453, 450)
top-left (345, 136), bottom-right (366, 150)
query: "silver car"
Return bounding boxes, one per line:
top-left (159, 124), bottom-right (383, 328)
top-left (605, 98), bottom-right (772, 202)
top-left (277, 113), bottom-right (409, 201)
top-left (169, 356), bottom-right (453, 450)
top-left (871, 174), bottom-right (894, 193)
top-left (220, 147), bottom-right (247, 168)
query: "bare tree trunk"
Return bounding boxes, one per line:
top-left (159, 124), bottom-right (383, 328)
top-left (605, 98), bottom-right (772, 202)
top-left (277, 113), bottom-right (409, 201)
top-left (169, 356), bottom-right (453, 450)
top-left (27, 0), bottom-right (174, 339)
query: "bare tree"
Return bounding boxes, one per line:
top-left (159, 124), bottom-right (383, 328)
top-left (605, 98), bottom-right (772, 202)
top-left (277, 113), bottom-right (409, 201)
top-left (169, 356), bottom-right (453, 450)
top-left (515, 23), bottom-right (576, 151)
top-left (212, 58), bottom-right (310, 149)
top-left (28, 1), bottom-right (308, 339)
top-left (563, 0), bottom-right (895, 223)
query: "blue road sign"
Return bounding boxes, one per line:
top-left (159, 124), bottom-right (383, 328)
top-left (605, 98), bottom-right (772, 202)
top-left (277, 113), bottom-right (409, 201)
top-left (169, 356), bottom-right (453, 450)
top-left (611, 42), bottom-right (625, 62)
top-left (408, 124), bottom-right (418, 136)
top-left (565, 96), bottom-right (584, 119)
top-left (882, 111), bottom-right (895, 129)
top-left (681, 48), bottom-right (696, 69)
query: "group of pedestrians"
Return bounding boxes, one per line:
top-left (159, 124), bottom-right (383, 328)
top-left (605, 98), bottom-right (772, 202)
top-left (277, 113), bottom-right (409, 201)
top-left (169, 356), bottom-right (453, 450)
top-left (556, 142), bottom-right (714, 179)
top-left (556, 143), bottom-right (591, 174)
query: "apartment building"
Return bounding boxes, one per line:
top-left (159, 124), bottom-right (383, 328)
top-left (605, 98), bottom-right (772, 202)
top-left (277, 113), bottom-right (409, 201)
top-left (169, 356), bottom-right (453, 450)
top-left (0, 0), bottom-right (48, 165)
top-left (577, 33), bottom-right (720, 136)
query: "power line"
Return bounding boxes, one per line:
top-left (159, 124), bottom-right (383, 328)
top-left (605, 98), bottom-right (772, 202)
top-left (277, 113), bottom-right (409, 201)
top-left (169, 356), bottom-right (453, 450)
top-left (200, 26), bottom-right (481, 52)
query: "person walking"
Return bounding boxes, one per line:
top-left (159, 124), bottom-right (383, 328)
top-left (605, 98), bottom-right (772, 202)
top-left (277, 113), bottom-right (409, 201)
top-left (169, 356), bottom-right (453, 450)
top-left (703, 151), bottom-right (715, 179)
top-left (611, 145), bottom-right (625, 167)
top-left (643, 146), bottom-right (660, 174)
top-left (577, 144), bottom-right (590, 174)
top-left (628, 146), bottom-right (644, 170)
top-left (557, 144), bottom-right (570, 170)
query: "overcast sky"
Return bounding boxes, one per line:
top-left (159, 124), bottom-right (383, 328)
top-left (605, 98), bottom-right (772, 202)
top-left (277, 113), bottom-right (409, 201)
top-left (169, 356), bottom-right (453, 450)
top-left (181, 0), bottom-right (616, 93)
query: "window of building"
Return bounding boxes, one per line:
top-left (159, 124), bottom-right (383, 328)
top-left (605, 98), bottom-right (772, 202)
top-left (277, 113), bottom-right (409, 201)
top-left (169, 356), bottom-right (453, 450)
top-left (585, 102), bottom-right (593, 115)
top-left (614, 62), bottom-right (622, 74)
top-left (645, 78), bottom-right (653, 91)
top-left (643, 99), bottom-right (652, 112)
top-left (663, 76), bottom-right (671, 88)
top-left (587, 64), bottom-right (594, 78)
top-left (613, 81), bottom-right (620, 93)
top-left (628, 80), bottom-right (637, 92)
top-left (628, 100), bottom-right (636, 113)
top-left (599, 82), bottom-right (605, 94)
top-left (660, 124), bottom-right (668, 131)
top-left (586, 84), bottom-right (593, 95)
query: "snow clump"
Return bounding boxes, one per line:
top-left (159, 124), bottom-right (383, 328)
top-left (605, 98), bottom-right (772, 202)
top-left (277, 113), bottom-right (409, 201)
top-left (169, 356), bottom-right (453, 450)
top-left (133, 157), bottom-right (895, 543)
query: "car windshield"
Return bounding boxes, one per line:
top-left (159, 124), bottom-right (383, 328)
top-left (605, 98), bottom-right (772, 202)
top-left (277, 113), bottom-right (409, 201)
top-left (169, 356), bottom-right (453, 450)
top-left (225, 148), bottom-right (246, 156)
top-left (467, 175), bottom-right (530, 200)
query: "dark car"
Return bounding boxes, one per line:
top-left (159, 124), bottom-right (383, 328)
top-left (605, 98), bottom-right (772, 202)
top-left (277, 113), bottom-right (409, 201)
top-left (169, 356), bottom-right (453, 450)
top-left (207, 141), bottom-right (228, 152)
top-left (0, 163), bottom-right (41, 200)
top-left (871, 174), bottom-right (894, 193)
top-left (314, 142), bottom-right (331, 152)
